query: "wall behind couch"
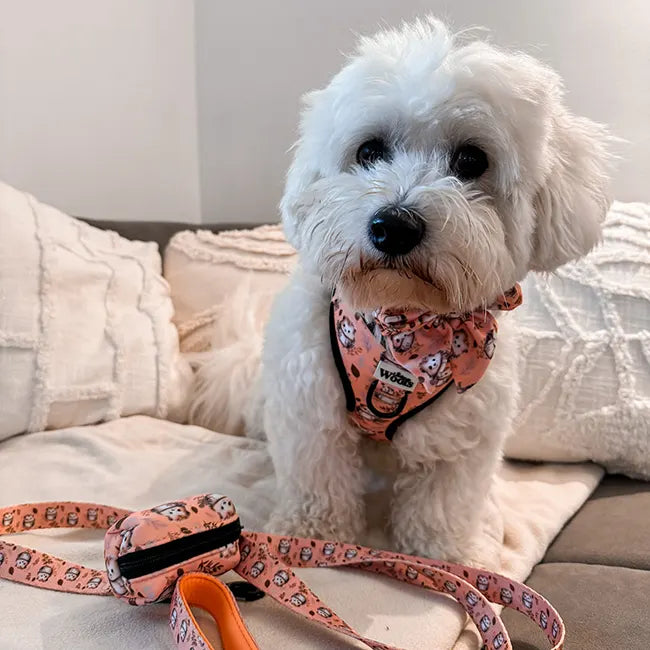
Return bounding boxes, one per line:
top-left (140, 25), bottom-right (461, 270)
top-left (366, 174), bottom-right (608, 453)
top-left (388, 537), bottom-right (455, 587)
top-left (0, 0), bottom-right (201, 223)
top-left (196, 0), bottom-right (650, 224)
top-left (1, 1), bottom-right (648, 224)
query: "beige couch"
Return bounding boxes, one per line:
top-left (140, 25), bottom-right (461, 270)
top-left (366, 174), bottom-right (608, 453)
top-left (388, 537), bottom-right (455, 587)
top-left (0, 214), bottom-right (647, 650)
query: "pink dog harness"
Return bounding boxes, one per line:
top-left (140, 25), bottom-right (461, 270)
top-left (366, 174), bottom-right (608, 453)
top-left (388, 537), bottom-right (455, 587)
top-left (330, 285), bottom-right (523, 441)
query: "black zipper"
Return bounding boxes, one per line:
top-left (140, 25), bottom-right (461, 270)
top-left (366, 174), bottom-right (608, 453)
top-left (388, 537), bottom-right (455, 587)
top-left (117, 518), bottom-right (242, 580)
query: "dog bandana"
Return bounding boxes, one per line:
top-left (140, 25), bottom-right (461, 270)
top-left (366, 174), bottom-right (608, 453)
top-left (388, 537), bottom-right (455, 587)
top-left (330, 285), bottom-right (523, 441)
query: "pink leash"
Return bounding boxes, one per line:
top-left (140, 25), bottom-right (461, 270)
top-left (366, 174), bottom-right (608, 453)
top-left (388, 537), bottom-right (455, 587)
top-left (0, 501), bottom-right (564, 649)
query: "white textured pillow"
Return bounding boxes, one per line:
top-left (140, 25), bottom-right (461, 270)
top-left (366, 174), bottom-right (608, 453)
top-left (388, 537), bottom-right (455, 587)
top-left (506, 201), bottom-right (650, 478)
top-left (164, 226), bottom-right (297, 352)
top-left (0, 182), bottom-right (192, 440)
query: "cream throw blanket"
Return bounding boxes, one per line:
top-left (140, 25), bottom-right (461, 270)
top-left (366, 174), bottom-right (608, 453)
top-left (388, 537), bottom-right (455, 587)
top-left (0, 416), bottom-right (601, 649)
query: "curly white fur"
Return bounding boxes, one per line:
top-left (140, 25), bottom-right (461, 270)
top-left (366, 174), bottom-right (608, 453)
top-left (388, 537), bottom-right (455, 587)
top-left (188, 279), bottom-right (273, 437)
top-left (251, 17), bottom-right (612, 567)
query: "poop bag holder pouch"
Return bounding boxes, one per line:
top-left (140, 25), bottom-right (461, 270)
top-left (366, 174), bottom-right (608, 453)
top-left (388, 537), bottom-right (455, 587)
top-left (103, 494), bottom-right (241, 605)
top-left (0, 496), bottom-right (567, 650)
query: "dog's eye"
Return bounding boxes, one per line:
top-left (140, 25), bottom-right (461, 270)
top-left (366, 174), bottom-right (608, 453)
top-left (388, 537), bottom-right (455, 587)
top-left (450, 144), bottom-right (488, 180)
top-left (356, 138), bottom-right (390, 169)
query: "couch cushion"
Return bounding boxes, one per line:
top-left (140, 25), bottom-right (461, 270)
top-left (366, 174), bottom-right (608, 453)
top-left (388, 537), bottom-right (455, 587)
top-left (543, 476), bottom-right (650, 570)
top-left (502, 563), bottom-right (650, 650)
top-left (164, 225), bottom-right (297, 326)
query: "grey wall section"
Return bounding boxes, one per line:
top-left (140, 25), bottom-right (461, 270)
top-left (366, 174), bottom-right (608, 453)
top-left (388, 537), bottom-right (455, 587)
top-left (0, 0), bottom-right (201, 222)
top-left (195, 0), bottom-right (650, 224)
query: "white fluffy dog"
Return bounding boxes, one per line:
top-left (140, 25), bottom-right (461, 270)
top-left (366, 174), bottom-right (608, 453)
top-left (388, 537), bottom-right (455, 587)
top-left (251, 17), bottom-right (611, 566)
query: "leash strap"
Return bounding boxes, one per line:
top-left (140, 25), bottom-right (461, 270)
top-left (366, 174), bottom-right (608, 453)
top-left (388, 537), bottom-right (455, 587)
top-left (229, 531), bottom-right (564, 650)
top-left (171, 573), bottom-right (257, 650)
top-left (0, 503), bottom-right (565, 649)
top-left (0, 501), bottom-right (130, 595)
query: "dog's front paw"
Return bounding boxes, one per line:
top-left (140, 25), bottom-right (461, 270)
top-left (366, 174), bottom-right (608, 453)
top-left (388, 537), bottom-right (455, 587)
top-left (267, 507), bottom-right (363, 544)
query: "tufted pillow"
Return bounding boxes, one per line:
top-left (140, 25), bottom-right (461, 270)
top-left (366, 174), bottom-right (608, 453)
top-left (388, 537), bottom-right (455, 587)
top-left (164, 226), bottom-right (297, 352)
top-left (506, 201), bottom-right (650, 478)
top-left (0, 182), bottom-right (193, 440)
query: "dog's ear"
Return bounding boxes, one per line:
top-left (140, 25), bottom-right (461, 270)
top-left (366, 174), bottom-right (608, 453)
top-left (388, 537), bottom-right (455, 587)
top-left (530, 111), bottom-right (612, 272)
top-left (280, 90), bottom-right (324, 250)
top-left (280, 160), bottom-right (313, 251)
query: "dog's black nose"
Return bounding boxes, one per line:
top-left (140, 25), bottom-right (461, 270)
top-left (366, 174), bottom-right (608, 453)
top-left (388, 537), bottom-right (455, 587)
top-left (368, 207), bottom-right (424, 256)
